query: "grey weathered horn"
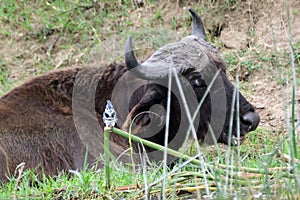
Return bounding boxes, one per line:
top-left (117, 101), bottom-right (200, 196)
top-left (188, 8), bottom-right (207, 41)
top-left (125, 36), bottom-right (141, 71)
top-left (125, 36), bottom-right (169, 79)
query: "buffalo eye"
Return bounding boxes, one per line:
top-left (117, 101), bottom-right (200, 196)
top-left (191, 77), bottom-right (206, 88)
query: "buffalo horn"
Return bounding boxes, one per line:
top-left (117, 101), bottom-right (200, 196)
top-left (188, 8), bottom-right (207, 41)
top-left (125, 36), bottom-right (168, 79)
top-left (125, 36), bottom-right (141, 71)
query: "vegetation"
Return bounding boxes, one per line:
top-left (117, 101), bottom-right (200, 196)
top-left (0, 0), bottom-right (299, 199)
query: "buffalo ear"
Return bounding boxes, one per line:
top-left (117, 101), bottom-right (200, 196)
top-left (188, 8), bottom-right (207, 41)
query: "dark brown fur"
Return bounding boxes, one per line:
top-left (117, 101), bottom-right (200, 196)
top-left (0, 64), bottom-right (131, 181)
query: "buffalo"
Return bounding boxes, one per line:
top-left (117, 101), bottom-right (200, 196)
top-left (0, 8), bottom-right (259, 181)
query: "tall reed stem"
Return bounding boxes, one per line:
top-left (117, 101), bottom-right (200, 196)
top-left (104, 127), bottom-right (111, 189)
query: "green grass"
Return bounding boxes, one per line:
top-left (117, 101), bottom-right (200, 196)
top-left (1, 128), bottom-right (298, 199)
top-left (0, 58), bottom-right (9, 93)
top-left (223, 49), bottom-right (263, 75)
top-left (0, 0), bottom-right (299, 199)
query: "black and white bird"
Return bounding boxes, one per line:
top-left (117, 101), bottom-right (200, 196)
top-left (103, 100), bottom-right (117, 127)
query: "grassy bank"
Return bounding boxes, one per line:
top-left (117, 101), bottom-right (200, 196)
top-left (0, 0), bottom-right (299, 199)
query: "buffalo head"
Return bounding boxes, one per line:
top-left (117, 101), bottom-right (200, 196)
top-left (123, 8), bottom-right (260, 146)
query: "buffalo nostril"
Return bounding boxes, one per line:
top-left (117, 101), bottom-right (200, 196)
top-left (241, 112), bottom-right (260, 131)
